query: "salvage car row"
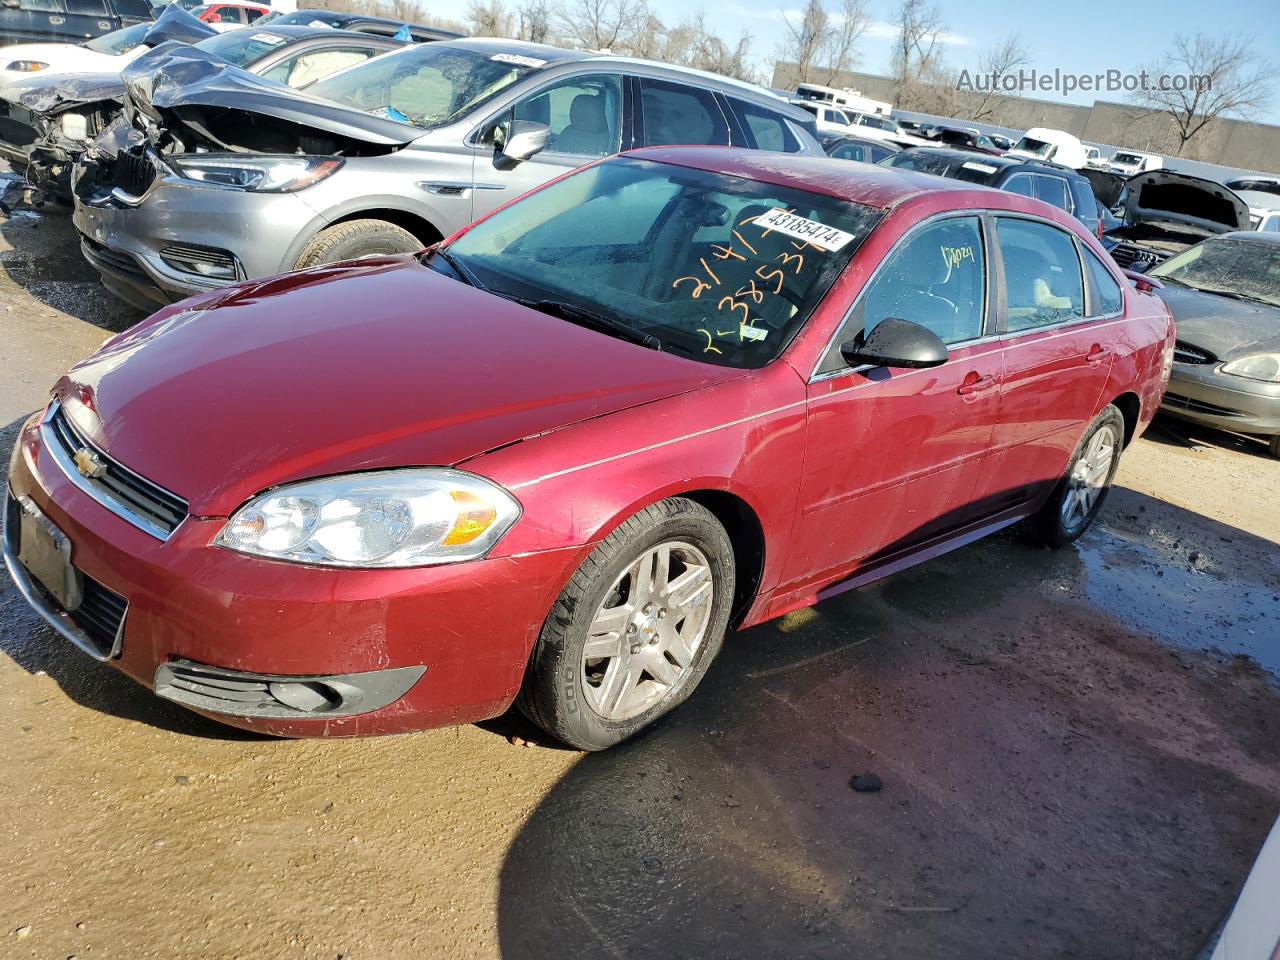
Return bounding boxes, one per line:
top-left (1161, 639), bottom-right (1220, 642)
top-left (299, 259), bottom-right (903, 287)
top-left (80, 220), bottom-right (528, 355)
top-left (0, 19), bottom-right (1273, 747)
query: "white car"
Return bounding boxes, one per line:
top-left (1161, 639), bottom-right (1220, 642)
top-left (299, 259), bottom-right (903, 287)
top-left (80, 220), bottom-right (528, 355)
top-left (790, 100), bottom-right (857, 137)
top-left (1226, 178), bottom-right (1280, 233)
top-left (1107, 149), bottom-right (1163, 176)
top-left (0, 22), bottom-right (154, 81)
top-left (845, 112), bottom-right (930, 147)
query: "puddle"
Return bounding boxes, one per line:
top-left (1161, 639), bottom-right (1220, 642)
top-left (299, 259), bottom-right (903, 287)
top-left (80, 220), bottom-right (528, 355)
top-left (1074, 516), bottom-right (1280, 678)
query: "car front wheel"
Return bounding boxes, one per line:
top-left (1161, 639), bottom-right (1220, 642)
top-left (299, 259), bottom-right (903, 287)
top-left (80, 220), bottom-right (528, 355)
top-left (292, 219), bottom-right (423, 270)
top-left (1029, 404), bottom-right (1125, 547)
top-left (518, 497), bottom-right (736, 751)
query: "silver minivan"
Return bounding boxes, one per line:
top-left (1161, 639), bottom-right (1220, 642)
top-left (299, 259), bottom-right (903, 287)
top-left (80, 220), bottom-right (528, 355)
top-left (72, 37), bottom-right (823, 309)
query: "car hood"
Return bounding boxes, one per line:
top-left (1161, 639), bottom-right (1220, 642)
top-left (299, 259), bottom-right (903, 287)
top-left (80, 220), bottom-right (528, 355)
top-left (121, 45), bottom-right (422, 148)
top-left (5, 71), bottom-right (124, 115)
top-left (57, 256), bottom-right (739, 516)
top-left (141, 3), bottom-right (219, 46)
top-left (1157, 282), bottom-right (1280, 359)
top-left (1126, 171), bottom-right (1250, 234)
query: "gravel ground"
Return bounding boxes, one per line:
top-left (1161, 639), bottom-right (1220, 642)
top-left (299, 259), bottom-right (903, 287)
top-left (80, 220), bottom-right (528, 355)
top-left (1, 175), bottom-right (1278, 960)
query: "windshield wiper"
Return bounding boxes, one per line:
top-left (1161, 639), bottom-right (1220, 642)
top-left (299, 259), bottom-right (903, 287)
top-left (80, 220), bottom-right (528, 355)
top-left (508, 296), bottom-right (663, 350)
top-left (1186, 284), bottom-right (1277, 307)
top-left (429, 248), bottom-right (486, 292)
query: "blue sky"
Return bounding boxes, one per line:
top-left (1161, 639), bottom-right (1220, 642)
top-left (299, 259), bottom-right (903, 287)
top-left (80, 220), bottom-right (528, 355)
top-left (424, 0), bottom-right (1280, 123)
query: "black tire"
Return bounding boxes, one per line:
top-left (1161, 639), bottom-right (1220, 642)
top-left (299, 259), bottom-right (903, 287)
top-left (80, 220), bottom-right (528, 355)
top-left (517, 497), bottom-right (736, 751)
top-left (1268, 435), bottom-right (1280, 460)
top-left (292, 219), bottom-right (423, 270)
top-left (1027, 404), bottom-right (1126, 548)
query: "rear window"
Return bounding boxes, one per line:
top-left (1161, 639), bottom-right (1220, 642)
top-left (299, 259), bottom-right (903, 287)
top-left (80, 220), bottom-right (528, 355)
top-left (882, 151), bottom-right (1001, 184)
top-left (1113, 152), bottom-right (1143, 165)
top-left (1014, 136), bottom-right (1053, 159)
top-left (728, 98), bottom-right (800, 153)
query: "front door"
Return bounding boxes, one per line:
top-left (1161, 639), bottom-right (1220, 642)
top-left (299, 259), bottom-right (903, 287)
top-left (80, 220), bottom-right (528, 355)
top-left (784, 214), bottom-right (1004, 594)
top-left (469, 73), bottom-right (625, 224)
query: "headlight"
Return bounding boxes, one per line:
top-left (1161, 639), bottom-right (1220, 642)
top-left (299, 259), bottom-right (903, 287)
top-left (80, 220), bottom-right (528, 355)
top-left (168, 155), bottom-right (343, 193)
top-left (215, 469), bottom-right (521, 567)
top-left (6, 60), bottom-right (49, 72)
top-left (1220, 353), bottom-right (1280, 383)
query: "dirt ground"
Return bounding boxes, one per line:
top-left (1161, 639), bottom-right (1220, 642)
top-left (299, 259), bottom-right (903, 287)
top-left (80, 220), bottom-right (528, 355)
top-left (1, 173), bottom-right (1278, 960)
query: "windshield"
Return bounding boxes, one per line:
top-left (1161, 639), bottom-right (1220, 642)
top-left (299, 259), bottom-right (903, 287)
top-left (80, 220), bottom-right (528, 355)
top-left (440, 157), bottom-right (883, 368)
top-left (84, 23), bottom-right (151, 55)
top-left (1149, 237), bottom-right (1280, 308)
top-left (193, 30), bottom-right (292, 68)
top-left (881, 151), bottom-right (1001, 184)
top-left (306, 44), bottom-right (540, 128)
top-left (1014, 137), bottom-right (1053, 159)
top-left (1113, 152), bottom-right (1143, 165)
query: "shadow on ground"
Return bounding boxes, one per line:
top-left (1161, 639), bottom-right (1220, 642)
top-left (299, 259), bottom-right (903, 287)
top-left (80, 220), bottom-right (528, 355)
top-left (496, 486), bottom-right (1280, 960)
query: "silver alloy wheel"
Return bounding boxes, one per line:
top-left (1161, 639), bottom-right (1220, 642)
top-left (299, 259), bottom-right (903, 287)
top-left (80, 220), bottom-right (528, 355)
top-left (581, 540), bottom-right (715, 722)
top-left (1060, 423), bottom-right (1118, 533)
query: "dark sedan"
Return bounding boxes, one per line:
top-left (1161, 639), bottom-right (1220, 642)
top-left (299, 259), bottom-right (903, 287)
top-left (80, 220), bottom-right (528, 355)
top-left (1147, 232), bottom-right (1280, 457)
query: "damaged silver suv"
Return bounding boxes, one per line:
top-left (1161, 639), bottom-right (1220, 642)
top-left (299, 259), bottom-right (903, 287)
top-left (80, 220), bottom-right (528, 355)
top-left (72, 37), bottom-right (822, 309)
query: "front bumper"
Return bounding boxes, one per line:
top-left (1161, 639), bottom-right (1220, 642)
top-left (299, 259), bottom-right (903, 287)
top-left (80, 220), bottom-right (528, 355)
top-left (72, 165), bottom-right (322, 309)
top-left (1162, 362), bottom-right (1280, 437)
top-left (5, 411), bottom-right (582, 737)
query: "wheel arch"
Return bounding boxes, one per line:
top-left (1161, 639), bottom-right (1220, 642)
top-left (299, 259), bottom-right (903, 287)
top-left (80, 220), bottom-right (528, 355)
top-left (1110, 390), bottom-right (1142, 446)
top-left (678, 489), bottom-right (766, 628)
top-left (324, 207), bottom-right (445, 247)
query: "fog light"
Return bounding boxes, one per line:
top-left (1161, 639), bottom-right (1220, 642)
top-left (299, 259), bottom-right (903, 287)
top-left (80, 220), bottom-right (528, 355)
top-left (268, 680), bottom-right (343, 713)
top-left (158, 243), bottom-right (240, 280)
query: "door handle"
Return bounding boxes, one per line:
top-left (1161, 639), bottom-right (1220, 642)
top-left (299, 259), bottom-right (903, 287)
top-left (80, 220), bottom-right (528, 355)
top-left (1085, 346), bottom-right (1113, 364)
top-left (956, 373), bottom-right (997, 396)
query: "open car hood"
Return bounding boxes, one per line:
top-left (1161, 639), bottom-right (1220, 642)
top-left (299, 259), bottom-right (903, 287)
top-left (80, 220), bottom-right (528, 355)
top-left (1125, 171), bottom-right (1250, 234)
top-left (141, 4), bottom-right (219, 47)
top-left (120, 45), bottom-right (424, 149)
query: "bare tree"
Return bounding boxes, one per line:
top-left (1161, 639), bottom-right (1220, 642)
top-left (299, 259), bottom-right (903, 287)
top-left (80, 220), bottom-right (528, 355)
top-left (820, 0), bottom-right (871, 84)
top-left (554, 0), bottom-right (643, 51)
top-left (892, 0), bottom-right (946, 86)
top-left (1131, 33), bottom-right (1277, 155)
top-left (777, 0), bottom-right (829, 85)
top-left (467, 0), bottom-right (513, 36)
top-left (967, 33), bottom-right (1030, 122)
top-left (517, 0), bottom-right (553, 43)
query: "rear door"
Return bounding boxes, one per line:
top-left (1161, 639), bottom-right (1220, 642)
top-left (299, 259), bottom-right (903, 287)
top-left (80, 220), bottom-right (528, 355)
top-left (784, 214), bottom-right (1005, 592)
top-left (469, 71), bottom-right (625, 223)
top-left (983, 216), bottom-right (1118, 510)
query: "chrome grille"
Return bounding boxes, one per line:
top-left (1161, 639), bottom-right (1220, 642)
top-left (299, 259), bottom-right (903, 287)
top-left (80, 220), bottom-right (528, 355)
top-left (44, 404), bottom-right (188, 539)
top-left (1109, 243), bottom-right (1165, 270)
top-left (1173, 341), bottom-right (1216, 365)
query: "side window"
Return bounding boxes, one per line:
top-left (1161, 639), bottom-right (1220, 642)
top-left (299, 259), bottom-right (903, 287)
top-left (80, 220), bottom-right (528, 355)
top-left (870, 145), bottom-right (894, 163)
top-left (997, 217), bottom-right (1085, 332)
top-left (727, 99), bottom-right (799, 152)
top-left (65, 0), bottom-right (109, 13)
top-left (1002, 174), bottom-right (1034, 198)
top-left (638, 77), bottom-right (730, 147)
top-left (264, 48), bottom-right (377, 87)
top-left (831, 142), bottom-right (866, 163)
top-left (1082, 246), bottom-right (1124, 316)
top-left (1265, 215), bottom-right (1280, 233)
top-left (512, 74), bottom-right (622, 158)
top-left (245, 6), bottom-right (265, 20)
top-left (855, 217), bottom-right (988, 348)
top-left (1034, 175), bottom-right (1073, 212)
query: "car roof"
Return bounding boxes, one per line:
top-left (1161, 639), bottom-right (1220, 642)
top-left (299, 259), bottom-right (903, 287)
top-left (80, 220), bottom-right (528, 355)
top-left (430, 36), bottom-right (589, 65)
top-left (623, 146), bottom-right (1039, 210)
top-left (1219, 230), bottom-right (1280, 244)
top-left (826, 135), bottom-right (899, 151)
top-left (273, 8), bottom-right (464, 38)
top-left (899, 146), bottom-right (1086, 178)
top-left (216, 24), bottom-right (393, 42)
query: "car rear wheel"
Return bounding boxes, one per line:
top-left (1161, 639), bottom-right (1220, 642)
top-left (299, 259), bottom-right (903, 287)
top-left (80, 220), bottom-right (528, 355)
top-left (1028, 404), bottom-right (1125, 547)
top-left (517, 497), bottom-right (735, 751)
top-left (292, 219), bottom-right (423, 270)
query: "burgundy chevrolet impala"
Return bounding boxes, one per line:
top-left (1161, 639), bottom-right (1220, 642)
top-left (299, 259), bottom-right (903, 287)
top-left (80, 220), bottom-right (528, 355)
top-left (4, 148), bottom-right (1173, 749)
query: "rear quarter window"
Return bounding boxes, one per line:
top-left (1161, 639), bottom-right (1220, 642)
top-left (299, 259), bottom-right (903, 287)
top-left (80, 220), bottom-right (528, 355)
top-left (728, 99), bottom-right (800, 153)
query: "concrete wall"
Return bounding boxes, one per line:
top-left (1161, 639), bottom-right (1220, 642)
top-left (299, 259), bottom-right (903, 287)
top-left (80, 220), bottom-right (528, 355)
top-left (774, 64), bottom-right (1280, 175)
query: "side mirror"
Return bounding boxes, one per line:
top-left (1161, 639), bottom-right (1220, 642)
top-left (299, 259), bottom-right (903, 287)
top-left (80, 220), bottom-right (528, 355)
top-left (841, 317), bottom-right (948, 369)
top-left (499, 120), bottom-right (549, 162)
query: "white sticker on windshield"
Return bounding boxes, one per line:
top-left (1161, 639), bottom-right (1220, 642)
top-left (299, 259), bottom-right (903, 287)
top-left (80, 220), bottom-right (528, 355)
top-left (751, 208), bottom-right (855, 252)
top-left (308, 19), bottom-right (333, 27)
top-left (739, 323), bottom-right (768, 342)
top-left (250, 32), bottom-right (287, 44)
top-left (491, 53), bottom-right (547, 67)
top-left (962, 161), bottom-right (998, 174)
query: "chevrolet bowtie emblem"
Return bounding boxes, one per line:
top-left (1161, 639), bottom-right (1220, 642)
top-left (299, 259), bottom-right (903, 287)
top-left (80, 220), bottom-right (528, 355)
top-left (73, 447), bottom-right (106, 479)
